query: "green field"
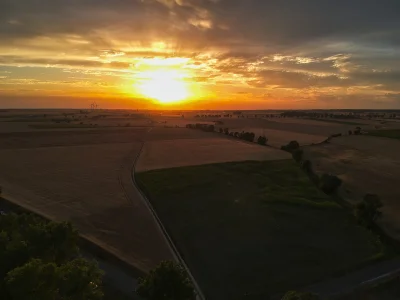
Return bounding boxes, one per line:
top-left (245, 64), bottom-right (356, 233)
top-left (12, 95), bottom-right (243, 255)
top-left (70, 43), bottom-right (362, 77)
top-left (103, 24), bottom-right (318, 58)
top-left (307, 118), bottom-right (364, 125)
top-left (136, 160), bottom-right (384, 300)
top-left (367, 129), bottom-right (400, 140)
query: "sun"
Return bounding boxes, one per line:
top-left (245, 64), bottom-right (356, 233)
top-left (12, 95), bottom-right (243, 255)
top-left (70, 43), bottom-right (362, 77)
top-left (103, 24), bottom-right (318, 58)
top-left (137, 69), bottom-right (190, 104)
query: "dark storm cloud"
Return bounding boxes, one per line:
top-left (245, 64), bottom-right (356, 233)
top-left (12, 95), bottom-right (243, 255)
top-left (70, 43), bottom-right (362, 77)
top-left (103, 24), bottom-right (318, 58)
top-left (2, 0), bottom-right (399, 48)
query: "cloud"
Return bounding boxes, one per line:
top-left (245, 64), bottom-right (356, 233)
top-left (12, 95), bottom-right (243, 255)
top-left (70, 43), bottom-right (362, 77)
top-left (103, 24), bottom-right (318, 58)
top-left (1, 0), bottom-right (400, 107)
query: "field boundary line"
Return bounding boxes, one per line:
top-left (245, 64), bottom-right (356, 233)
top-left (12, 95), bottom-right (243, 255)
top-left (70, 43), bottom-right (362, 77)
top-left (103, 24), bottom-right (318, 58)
top-left (130, 141), bottom-right (206, 300)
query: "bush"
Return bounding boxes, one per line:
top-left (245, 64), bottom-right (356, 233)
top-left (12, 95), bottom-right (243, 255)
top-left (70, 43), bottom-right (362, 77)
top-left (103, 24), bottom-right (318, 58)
top-left (301, 160), bottom-right (312, 173)
top-left (355, 194), bottom-right (383, 228)
top-left (319, 174), bottom-right (342, 194)
top-left (281, 141), bottom-right (300, 152)
top-left (331, 133), bottom-right (342, 138)
top-left (219, 128), bottom-right (223, 133)
top-left (136, 261), bottom-right (195, 300)
top-left (348, 130), bottom-right (353, 135)
top-left (281, 291), bottom-right (320, 300)
top-left (257, 136), bottom-right (268, 145)
top-left (224, 128), bottom-right (229, 135)
top-left (292, 149), bottom-right (303, 162)
top-left (239, 132), bottom-right (255, 142)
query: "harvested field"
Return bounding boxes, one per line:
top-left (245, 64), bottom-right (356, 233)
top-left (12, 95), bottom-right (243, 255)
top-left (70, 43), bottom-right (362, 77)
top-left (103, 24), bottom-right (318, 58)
top-left (222, 127), bottom-right (326, 147)
top-left (0, 128), bottom-right (147, 149)
top-left (135, 138), bottom-right (290, 172)
top-left (0, 142), bottom-right (173, 273)
top-left (144, 127), bottom-right (215, 141)
top-left (306, 118), bottom-right (366, 125)
top-left (0, 121), bottom-right (40, 132)
top-left (136, 160), bottom-right (384, 300)
top-left (215, 117), bottom-right (353, 136)
top-left (267, 118), bottom-right (344, 127)
top-left (303, 135), bottom-right (400, 240)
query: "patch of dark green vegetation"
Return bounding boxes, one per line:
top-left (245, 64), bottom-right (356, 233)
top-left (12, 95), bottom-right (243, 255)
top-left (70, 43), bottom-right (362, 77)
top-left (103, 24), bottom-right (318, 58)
top-left (0, 213), bottom-right (104, 299)
top-left (367, 129), bottom-right (400, 140)
top-left (136, 160), bottom-right (385, 300)
top-left (307, 118), bottom-right (365, 125)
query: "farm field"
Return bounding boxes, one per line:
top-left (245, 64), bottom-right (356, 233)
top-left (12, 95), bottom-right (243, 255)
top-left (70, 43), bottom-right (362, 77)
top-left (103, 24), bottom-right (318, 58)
top-left (303, 135), bottom-right (400, 240)
top-left (0, 128), bottom-right (148, 149)
top-left (225, 127), bottom-right (326, 147)
top-left (213, 116), bottom-right (354, 136)
top-left (366, 129), bottom-right (400, 140)
top-left (0, 135), bottom-right (173, 273)
top-left (136, 138), bottom-right (290, 172)
top-left (136, 160), bottom-right (384, 300)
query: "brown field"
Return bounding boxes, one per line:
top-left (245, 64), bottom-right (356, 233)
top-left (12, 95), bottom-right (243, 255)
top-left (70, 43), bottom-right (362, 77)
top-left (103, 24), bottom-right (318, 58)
top-left (303, 135), bottom-right (400, 239)
top-left (212, 117), bottom-right (356, 147)
top-left (136, 138), bottom-right (290, 172)
top-left (1, 108), bottom-right (400, 296)
top-left (0, 128), bottom-right (174, 273)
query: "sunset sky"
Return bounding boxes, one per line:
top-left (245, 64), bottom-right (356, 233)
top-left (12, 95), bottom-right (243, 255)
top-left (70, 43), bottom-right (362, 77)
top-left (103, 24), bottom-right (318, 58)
top-left (1, 0), bottom-right (400, 109)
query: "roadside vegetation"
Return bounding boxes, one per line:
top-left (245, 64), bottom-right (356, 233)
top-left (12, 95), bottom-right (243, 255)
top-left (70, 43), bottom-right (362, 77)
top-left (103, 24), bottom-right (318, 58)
top-left (137, 160), bottom-right (384, 299)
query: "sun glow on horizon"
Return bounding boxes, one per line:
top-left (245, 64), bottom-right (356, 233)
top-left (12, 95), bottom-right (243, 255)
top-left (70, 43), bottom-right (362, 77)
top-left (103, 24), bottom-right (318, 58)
top-left (136, 68), bottom-right (191, 104)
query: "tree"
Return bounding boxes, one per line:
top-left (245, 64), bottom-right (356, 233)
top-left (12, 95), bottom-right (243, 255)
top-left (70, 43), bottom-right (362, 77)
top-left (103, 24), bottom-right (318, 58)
top-left (5, 258), bottom-right (103, 300)
top-left (281, 291), bottom-right (319, 300)
top-left (292, 149), bottom-right (303, 162)
top-left (136, 261), bottom-right (195, 300)
top-left (355, 194), bottom-right (383, 228)
top-left (0, 213), bottom-right (103, 299)
top-left (257, 136), bottom-right (267, 145)
top-left (5, 259), bottom-right (59, 300)
top-left (301, 160), bottom-right (312, 174)
top-left (281, 141), bottom-right (300, 153)
top-left (319, 174), bottom-right (342, 194)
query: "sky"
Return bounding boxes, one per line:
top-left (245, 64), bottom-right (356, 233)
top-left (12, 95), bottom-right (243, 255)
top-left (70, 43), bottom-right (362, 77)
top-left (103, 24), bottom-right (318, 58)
top-left (1, 0), bottom-right (400, 109)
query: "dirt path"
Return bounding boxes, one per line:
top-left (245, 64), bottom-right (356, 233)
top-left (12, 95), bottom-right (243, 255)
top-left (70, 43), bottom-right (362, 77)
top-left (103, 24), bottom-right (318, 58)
top-left (131, 139), bottom-right (206, 300)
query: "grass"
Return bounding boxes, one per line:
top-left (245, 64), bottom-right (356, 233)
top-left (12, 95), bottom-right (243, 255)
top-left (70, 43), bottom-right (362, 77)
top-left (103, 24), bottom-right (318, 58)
top-left (366, 129), bottom-right (400, 140)
top-left (307, 118), bottom-right (365, 125)
top-left (136, 160), bottom-right (385, 300)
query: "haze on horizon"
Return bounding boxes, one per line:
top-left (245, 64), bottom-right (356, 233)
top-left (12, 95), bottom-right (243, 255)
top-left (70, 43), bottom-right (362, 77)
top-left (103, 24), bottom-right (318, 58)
top-left (1, 0), bottom-right (400, 110)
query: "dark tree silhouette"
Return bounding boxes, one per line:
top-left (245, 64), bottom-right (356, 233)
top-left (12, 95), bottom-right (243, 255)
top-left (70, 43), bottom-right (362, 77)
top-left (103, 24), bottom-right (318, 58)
top-left (319, 174), bottom-right (342, 194)
top-left (136, 261), bottom-right (195, 300)
top-left (355, 194), bottom-right (383, 228)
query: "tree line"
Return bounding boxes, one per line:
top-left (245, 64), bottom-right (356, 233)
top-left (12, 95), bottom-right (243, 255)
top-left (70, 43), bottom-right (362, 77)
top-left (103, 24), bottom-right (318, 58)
top-left (186, 123), bottom-right (269, 146)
